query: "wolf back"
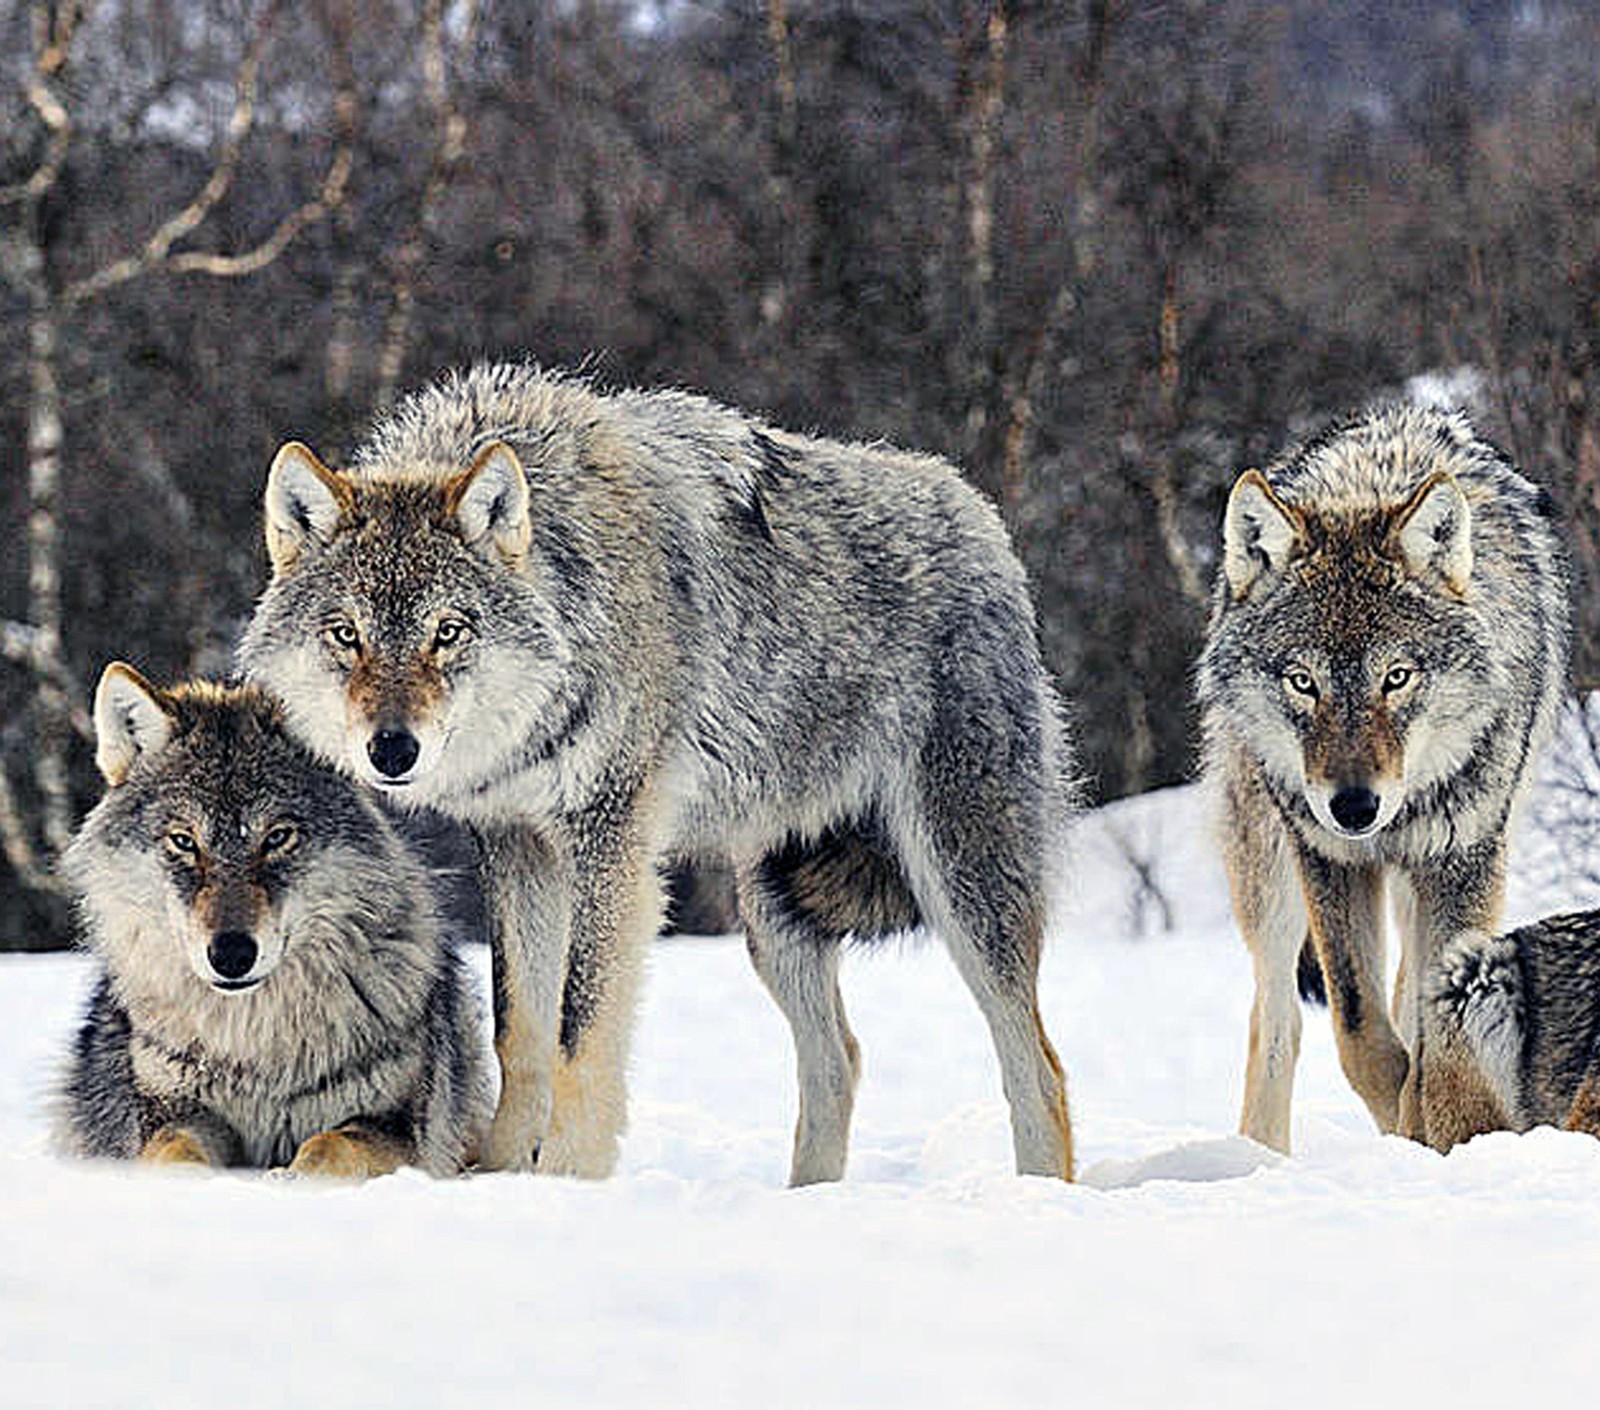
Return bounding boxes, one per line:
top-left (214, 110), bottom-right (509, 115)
top-left (54, 669), bottom-right (490, 1176)
top-left (1197, 404), bottom-right (1569, 1153)
top-left (239, 362), bottom-right (1076, 1183)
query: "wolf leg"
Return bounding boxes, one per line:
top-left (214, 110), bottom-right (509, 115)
top-left (1299, 849), bottom-right (1410, 1136)
top-left (737, 856), bottom-right (861, 1186)
top-left (480, 823), bottom-right (573, 1173)
top-left (536, 795), bottom-right (665, 1179)
top-left (1404, 841), bottom-right (1509, 1149)
top-left (139, 1114), bottom-right (238, 1168)
top-left (892, 799), bottom-right (1071, 1181)
top-left (1223, 777), bottom-right (1308, 1153)
top-left (289, 1124), bottom-right (414, 1180)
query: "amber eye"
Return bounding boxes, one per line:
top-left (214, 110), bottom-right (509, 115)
top-left (433, 618), bottom-right (470, 650)
top-left (165, 828), bottom-right (200, 860)
top-left (1382, 665), bottom-right (1415, 694)
top-left (324, 621), bottom-right (361, 652)
top-left (262, 823), bottom-right (299, 855)
top-left (1284, 668), bottom-right (1319, 699)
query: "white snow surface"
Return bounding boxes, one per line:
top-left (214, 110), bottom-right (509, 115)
top-left (7, 779), bottom-right (1600, 1408)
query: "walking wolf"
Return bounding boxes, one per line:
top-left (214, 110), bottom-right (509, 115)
top-left (240, 364), bottom-right (1076, 1183)
top-left (1198, 405), bottom-right (1567, 1152)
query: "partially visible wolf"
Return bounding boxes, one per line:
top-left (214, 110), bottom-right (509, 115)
top-left (239, 362), bottom-right (1075, 1184)
top-left (1428, 914), bottom-right (1600, 1138)
top-left (54, 666), bottom-right (489, 1177)
top-left (1197, 405), bottom-right (1568, 1153)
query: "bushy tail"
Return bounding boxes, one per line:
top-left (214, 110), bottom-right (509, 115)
top-left (1426, 929), bottom-right (1525, 1120)
top-left (1296, 938), bottom-right (1326, 1006)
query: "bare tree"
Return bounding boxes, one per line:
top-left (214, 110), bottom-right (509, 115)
top-left (0, 0), bottom-right (353, 898)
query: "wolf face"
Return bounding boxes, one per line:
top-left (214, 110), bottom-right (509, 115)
top-left (239, 442), bottom-right (575, 810)
top-left (68, 665), bottom-right (407, 996)
top-left (1207, 464), bottom-right (1495, 850)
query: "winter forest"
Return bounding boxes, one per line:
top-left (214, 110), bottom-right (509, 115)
top-left (4, 0), bottom-right (1600, 948)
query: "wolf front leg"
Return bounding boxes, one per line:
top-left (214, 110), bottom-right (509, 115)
top-left (138, 1111), bottom-right (240, 1168)
top-left (480, 822), bottom-right (574, 1173)
top-left (1298, 848), bottom-right (1410, 1137)
top-left (1403, 838), bottom-right (1509, 1151)
top-left (535, 781), bottom-right (667, 1179)
top-left (1223, 779), bottom-right (1309, 1153)
top-left (289, 1124), bottom-right (415, 1180)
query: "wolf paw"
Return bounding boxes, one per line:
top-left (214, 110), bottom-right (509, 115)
top-left (288, 1129), bottom-right (406, 1181)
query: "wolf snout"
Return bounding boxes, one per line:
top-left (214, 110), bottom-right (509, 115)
top-left (368, 728), bottom-right (420, 780)
top-left (207, 929), bottom-right (259, 984)
top-left (1329, 785), bottom-right (1381, 834)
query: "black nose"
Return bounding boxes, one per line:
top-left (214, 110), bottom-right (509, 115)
top-left (1329, 786), bottom-right (1381, 833)
top-left (208, 930), bottom-right (258, 980)
top-left (368, 729), bottom-right (420, 778)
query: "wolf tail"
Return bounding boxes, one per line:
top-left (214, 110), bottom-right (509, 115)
top-left (1296, 938), bottom-right (1326, 1006)
top-left (1427, 929), bottom-right (1525, 1119)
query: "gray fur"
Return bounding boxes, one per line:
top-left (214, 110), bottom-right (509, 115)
top-left (239, 362), bottom-right (1077, 1182)
top-left (1429, 914), bottom-right (1600, 1134)
top-left (1198, 404), bottom-right (1569, 1152)
top-left (54, 675), bottom-right (490, 1175)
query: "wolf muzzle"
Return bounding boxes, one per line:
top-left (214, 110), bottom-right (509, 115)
top-left (368, 728), bottom-right (421, 780)
top-left (1328, 785), bottom-right (1381, 834)
top-left (207, 929), bottom-right (261, 989)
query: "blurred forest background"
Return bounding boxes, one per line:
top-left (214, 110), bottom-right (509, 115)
top-left (4, 0), bottom-right (1600, 948)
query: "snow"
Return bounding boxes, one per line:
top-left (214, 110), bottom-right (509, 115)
top-left (7, 779), bottom-right (1600, 1407)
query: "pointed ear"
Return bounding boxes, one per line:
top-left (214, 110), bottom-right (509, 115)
top-left (93, 663), bottom-right (175, 786)
top-left (1393, 472), bottom-right (1472, 595)
top-left (263, 441), bottom-right (353, 575)
top-left (444, 441), bottom-right (532, 565)
top-left (1222, 470), bottom-right (1303, 600)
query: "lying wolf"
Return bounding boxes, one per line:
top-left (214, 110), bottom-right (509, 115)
top-left (54, 666), bottom-right (489, 1177)
top-left (239, 363), bottom-right (1076, 1183)
top-left (1198, 405), bottom-right (1568, 1153)
top-left (1429, 914), bottom-right (1600, 1139)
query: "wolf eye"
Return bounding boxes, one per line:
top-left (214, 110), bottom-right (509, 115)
top-left (165, 828), bottom-right (200, 860)
top-left (324, 621), bottom-right (361, 652)
top-left (432, 618), bottom-right (470, 650)
top-left (262, 823), bottom-right (299, 855)
top-left (1284, 668), bottom-right (1319, 699)
top-left (1382, 665), bottom-right (1416, 694)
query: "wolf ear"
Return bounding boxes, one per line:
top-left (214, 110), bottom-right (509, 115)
top-left (1393, 472), bottom-right (1472, 595)
top-left (263, 441), bottom-right (353, 575)
top-left (1223, 470), bottom-right (1303, 600)
top-left (93, 663), bottom-right (175, 786)
top-left (445, 441), bottom-right (532, 566)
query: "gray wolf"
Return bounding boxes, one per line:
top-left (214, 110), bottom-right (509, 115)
top-left (1197, 405), bottom-right (1568, 1153)
top-left (54, 666), bottom-right (490, 1177)
top-left (1427, 914), bottom-right (1600, 1138)
top-left (238, 362), bottom-right (1075, 1184)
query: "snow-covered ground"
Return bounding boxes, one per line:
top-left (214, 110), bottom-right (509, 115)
top-left (6, 780), bottom-right (1600, 1408)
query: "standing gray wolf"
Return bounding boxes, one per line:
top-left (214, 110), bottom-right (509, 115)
top-left (1428, 914), bottom-right (1600, 1138)
top-left (1197, 405), bottom-right (1568, 1154)
top-left (54, 666), bottom-right (489, 1177)
top-left (238, 362), bottom-right (1075, 1184)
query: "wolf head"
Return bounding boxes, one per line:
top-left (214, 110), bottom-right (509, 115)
top-left (67, 667), bottom-right (417, 996)
top-left (1204, 453), bottom-right (1491, 844)
top-left (238, 440), bottom-right (574, 806)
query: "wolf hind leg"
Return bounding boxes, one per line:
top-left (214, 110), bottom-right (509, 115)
top-left (890, 791), bottom-right (1072, 1181)
top-left (737, 854), bottom-right (862, 1186)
